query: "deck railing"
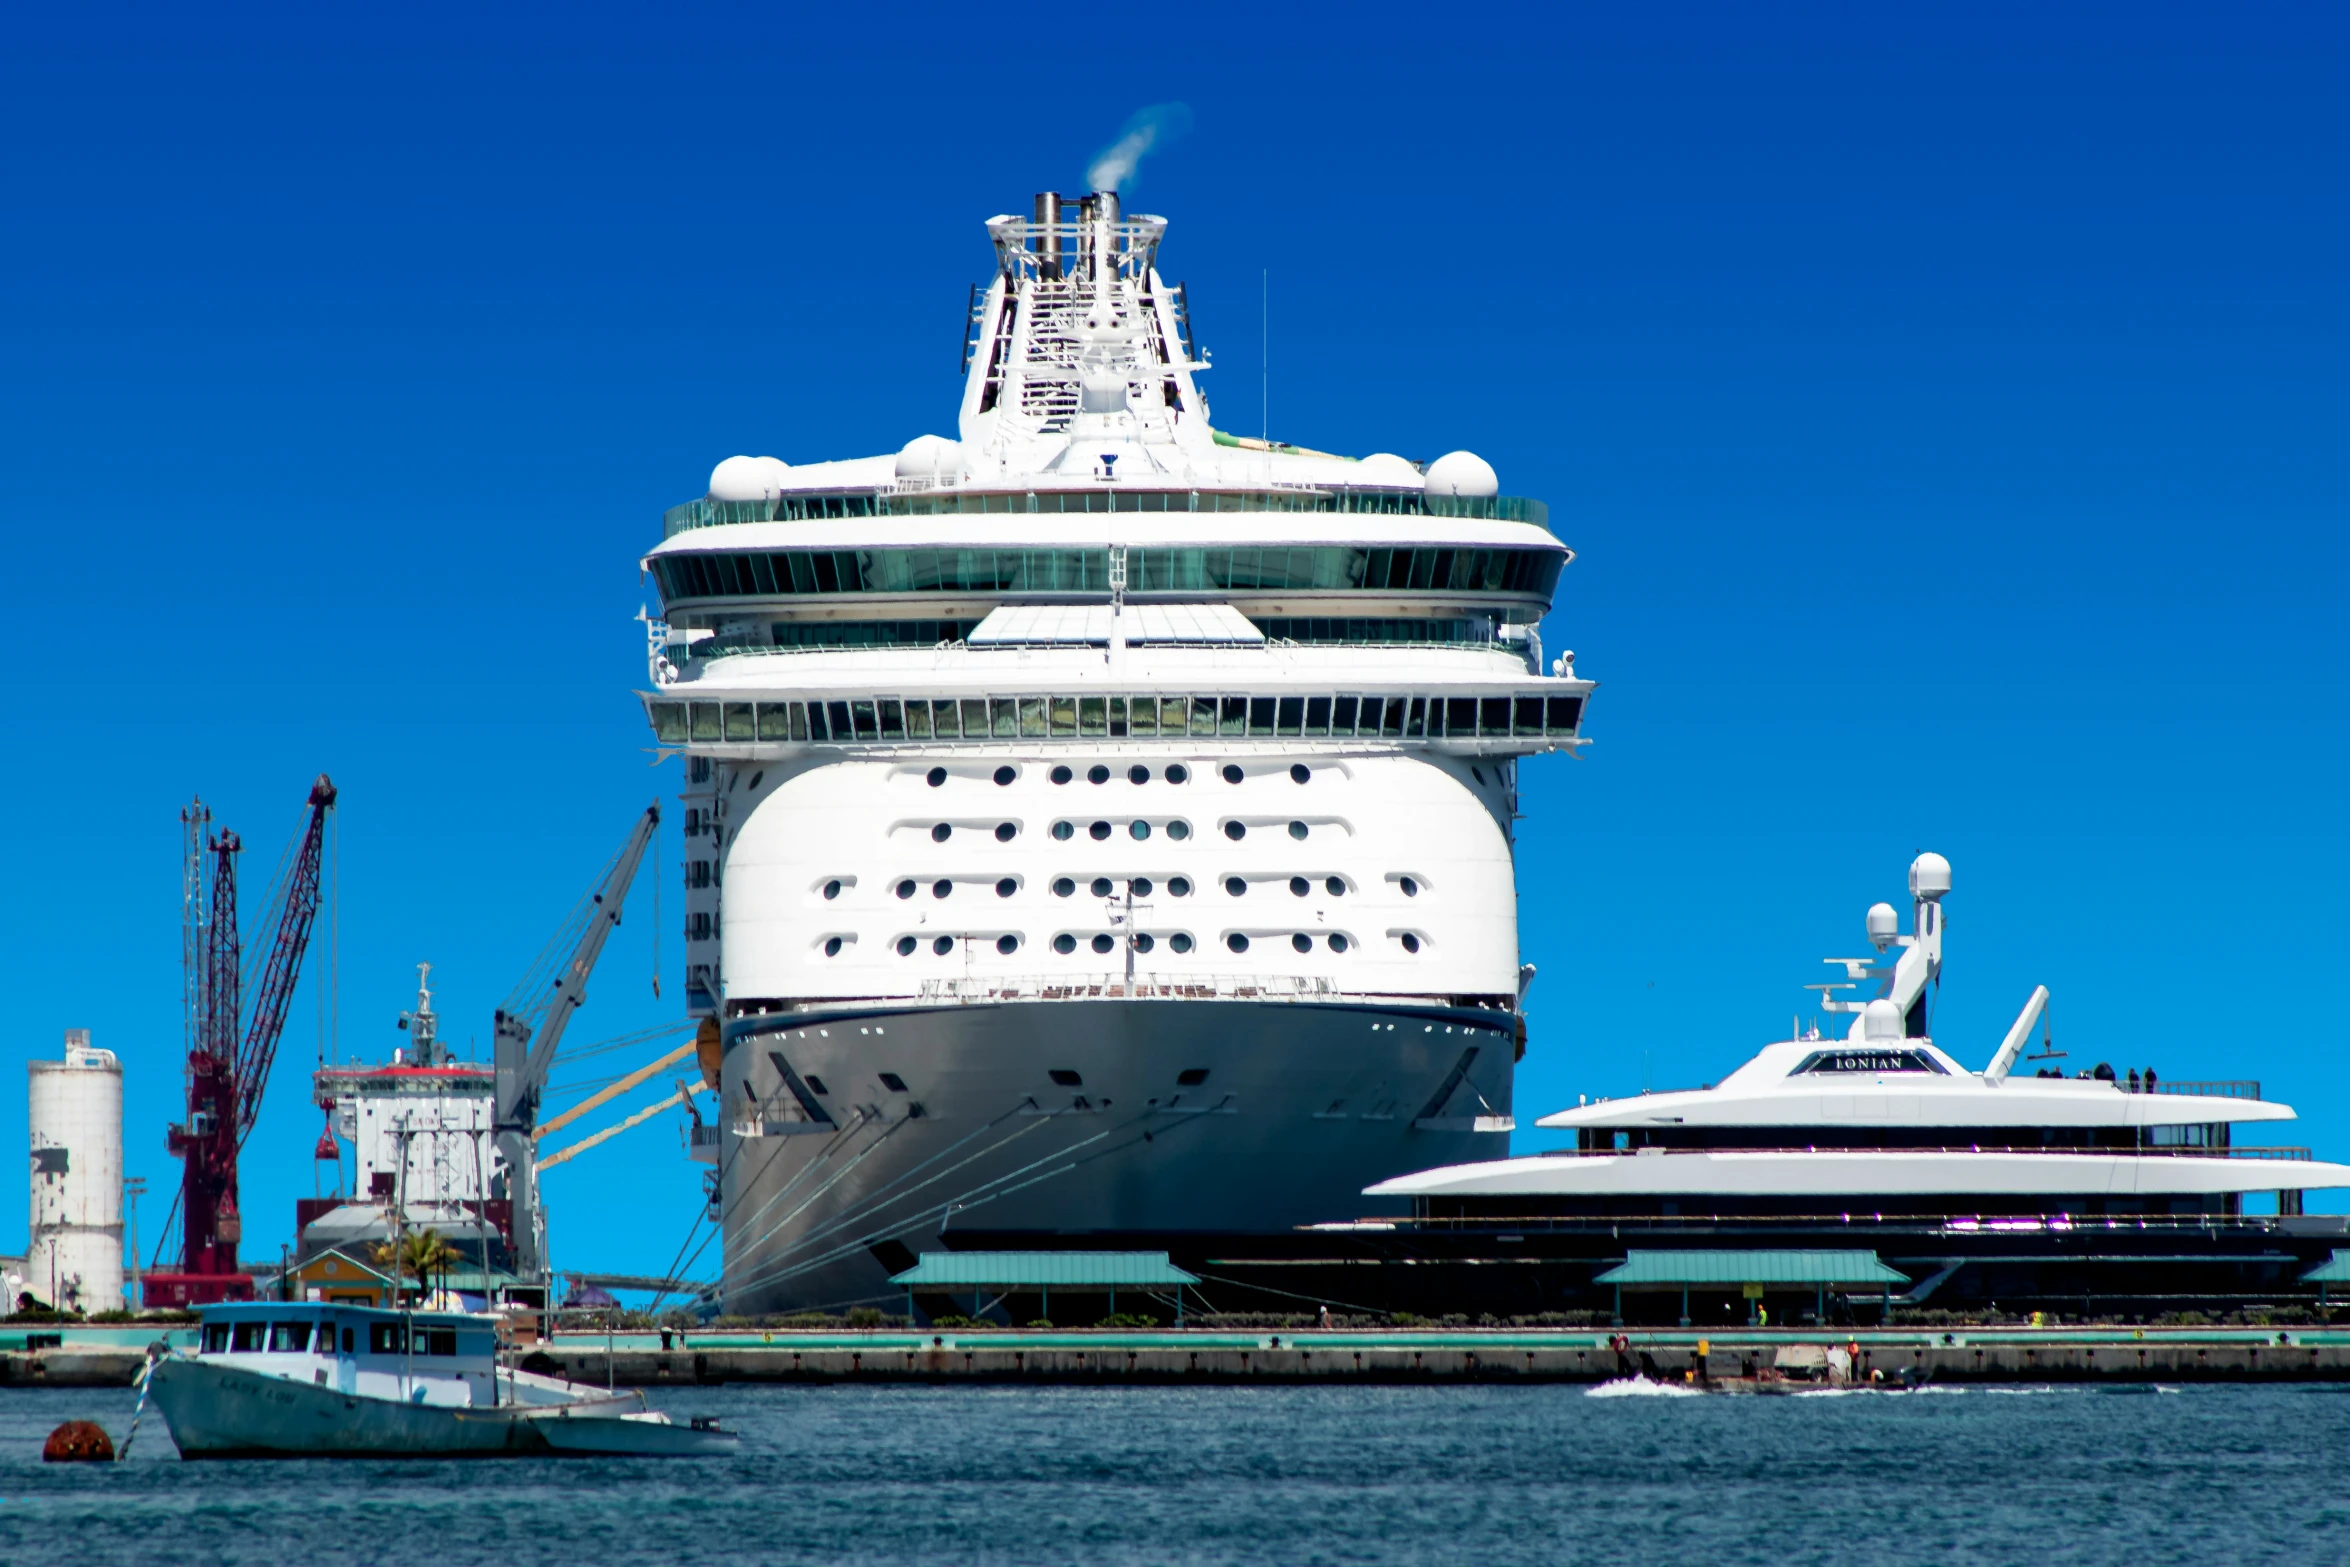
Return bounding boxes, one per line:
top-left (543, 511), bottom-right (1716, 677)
top-left (2146, 1079), bottom-right (2262, 1099)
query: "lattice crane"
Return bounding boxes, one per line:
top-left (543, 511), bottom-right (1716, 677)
top-left (148, 775), bottom-right (337, 1307)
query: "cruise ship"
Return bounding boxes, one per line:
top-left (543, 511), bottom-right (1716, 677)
top-left (636, 189), bottom-right (1593, 1313)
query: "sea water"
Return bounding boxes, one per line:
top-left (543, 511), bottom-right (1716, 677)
top-left (6, 1381), bottom-right (2348, 1564)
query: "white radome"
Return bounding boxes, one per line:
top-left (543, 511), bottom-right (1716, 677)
top-left (895, 434), bottom-right (963, 485)
top-left (1356, 452), bottom-right (1425, 487)
top-left (1866, 901), bottom-right (1899, 950)
top-left (1909, 852), bottom-right (1953, 902)
top-left (709, 455), bottom-right (791, 501)
top-left (1423, 450), bottom-right (1499, 498)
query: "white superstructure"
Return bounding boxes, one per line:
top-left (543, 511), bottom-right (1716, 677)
top-left (304, 967), bottom-right (518, 1268)
top-left (28, 1028), bottom-right (125, 1313)
top-left (635, 190), bottom-right (1593, 1313)
top-left (1372, 855), bottom-right (2350, 1219)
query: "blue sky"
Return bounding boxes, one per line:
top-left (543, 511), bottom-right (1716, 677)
top-left (3, 3), bottom-right (2345, 1279)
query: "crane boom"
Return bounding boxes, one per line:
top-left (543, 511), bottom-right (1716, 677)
top-left (491, 802), bottom-right (660, 1278)
top-left (236, 776), bottom-right (338, 1140)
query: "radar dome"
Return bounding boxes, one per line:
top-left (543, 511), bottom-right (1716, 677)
top-left (1862, 999), bottom-right (1904, 1041)
top-left (1865, 902), bottom-right (1899, 951)
top-left (1908, 852), bottom-right (1952, 902)
top-left (708, 454), bottom-right (790, 502)
top-left (895, 434), bottom-right (963, 485)
top-left (1356, 452), bottom-right (1424, 487)
top-left (1423, 450), bottom-right (1499, 499)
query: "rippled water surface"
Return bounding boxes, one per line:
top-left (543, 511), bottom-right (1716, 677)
top-left (7, 1381), bottom-right (2349, 1564)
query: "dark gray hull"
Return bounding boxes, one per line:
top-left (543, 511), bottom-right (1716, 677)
top-left (718, 998), bottom-right (1517, 1314)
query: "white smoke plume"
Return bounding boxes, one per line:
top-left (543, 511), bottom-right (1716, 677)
top-left (1086, 103), bottom-right (1194, 193)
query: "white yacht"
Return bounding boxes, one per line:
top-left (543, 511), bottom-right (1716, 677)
top-left (1372, 854), bottom-right (2350, 1226)
top-left (637, 190), bottom-right (1593, 1314)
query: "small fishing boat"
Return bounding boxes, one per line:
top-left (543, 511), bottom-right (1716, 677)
top-left (144, 1301), bottom-right (736, 1458)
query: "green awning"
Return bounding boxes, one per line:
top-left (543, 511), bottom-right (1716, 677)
top-left (1594, 1249), bottom-right (1909, 1288)
top-left (890, 1251), bottom-right (1200, 1288)
top-left (2301, 1250), bottom-right (2350, 1283)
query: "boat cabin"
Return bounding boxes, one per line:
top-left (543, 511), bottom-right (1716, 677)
top-left (194, 1300), bottom-right (500, 1407)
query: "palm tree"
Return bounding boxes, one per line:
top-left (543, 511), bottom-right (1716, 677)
top-left (372, 1229), bottom-right (461, 1305)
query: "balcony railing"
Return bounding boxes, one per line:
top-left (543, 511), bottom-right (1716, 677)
top-left (915, 972), bottom-right (1380, 1005)
top-left (2147, 1079), bottom-right (2262, 1100)
top-left (663, 487), bottom-right (1551, 539)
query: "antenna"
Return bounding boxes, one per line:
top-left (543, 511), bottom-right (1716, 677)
top-left (1261, 269), bottom-right (1268, 442)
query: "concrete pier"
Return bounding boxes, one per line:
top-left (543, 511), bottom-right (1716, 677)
top-left (531, 1325), bottom-right (2350, 1388)
top-left (9, 1324), bottom-right (2350, 1389)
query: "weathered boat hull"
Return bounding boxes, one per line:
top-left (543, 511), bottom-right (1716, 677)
top-left (147, 1358), bottom-right (734, 1458)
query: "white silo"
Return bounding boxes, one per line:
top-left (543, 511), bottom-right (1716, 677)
top-left (28, 1029), bottom-right (124, 1314)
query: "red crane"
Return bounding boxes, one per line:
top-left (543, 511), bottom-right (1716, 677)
top-left (146, 776), bottom-right (337, 1308)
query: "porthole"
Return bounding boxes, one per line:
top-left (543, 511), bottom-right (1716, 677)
top-left (1133, 933), bottom-right (1155, 953)
top-left (1401, 932), bottom-right (1422, 953)
top-left (1291, 933), bottom-right (1312, 953)
top-left (1053, 877), bottom-right (1076, 897)
top-left (1227, 933), bottom-right (1250, 954)
top-left (1177, 1068), bottom-right (1208, 1086)
top-left (1052, 821), bottom-right (1074, 841)
top-left (1132, 877), bottom-right (1153, 897)
top-left (933, 879), bottom-right (953, 899)
top-left (1050, 1069), bottom-right (1083, 1087)
top-left (1288, 821), bottom-right (1308, 840)
top-left (1089, 821), bottom-right (1111, 841)
top-left (1399, 877), bottom-right (1420, 897)
top-left (1091, 933), bottom-right (1115, 954)
top-left (1167, 820), bottom-right (1192, 841)
top-left (1128, 765), bottom-right (1150, 785)
top-left (1166, 764), bottom-right (1190, 785)
top-left (1171, 933), bottom-right (1195, 954)
top-left (824, 879), bottom-right (843, 900)
top-left (994, 822), bottom-right (1016, 842)
top-left (1051, 765), bottom-right (1073, 785)
top-left (1221, 763), bottom-right (1243, 784)
top-left (926, 767), bottom-right (947, 788)
top-left (878, 1072), bottom-right (908, 1093)
top-left (1328, 933), bottom-right (1349, 953)
top-left (823, 937), bottom-right (843, 958)
top-left (1091, 877), bottom-right (1113, 898)
top-left (1053, 933), bottom-right (1077, 954)
top-left (895, 879), bottom-right (916, 900)
top-left (1169, 876), bottom-right (1192, 897)
top-left (1290, 764), bottom-right (1311, 785)
top-left (1130, 820), bottom-right (1152, 841)
top-left (749, 772), bottom-right (763, 790)
top-left (934, 935), bottom-right (954, 956)
top-left (995, 934), bottom-right (1018, 955)
top-left (1225, 876), bottom-right (1247, 897)
top-left (994, 765), bottom-right (1016, 786)
top-left (896, 936), bottom-right (917, 956)
top-left (1289, 877), bottom-right (1309, 897)
top-left (1472, 766), bottom-right (1487, 786)
top-left (1088, 764), bottom-right (1110, 785)
top-left (1224, 821), bottom-right (1246, 841)
top-left (996, 877), bottom-right (1018, 898)
top-left (931, 823), bottom-right (952, 843)
top-left (1326, 877), bottom-right (1346, 897)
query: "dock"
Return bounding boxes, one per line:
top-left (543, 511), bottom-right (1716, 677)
top-left (11, 1323), bottom-right (2350, 1389)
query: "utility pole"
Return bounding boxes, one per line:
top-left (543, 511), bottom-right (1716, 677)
top-left (124, 1177), bottom-right (146, 1311)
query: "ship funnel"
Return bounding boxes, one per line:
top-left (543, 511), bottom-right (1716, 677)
top-left (1032, 191), bottom-right (1063, 279)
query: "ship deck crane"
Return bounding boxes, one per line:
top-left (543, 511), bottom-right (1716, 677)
top-left (148, 776), bottom-right (337, 1308)
top-left (492, 803), bottom-right (661, 1283)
